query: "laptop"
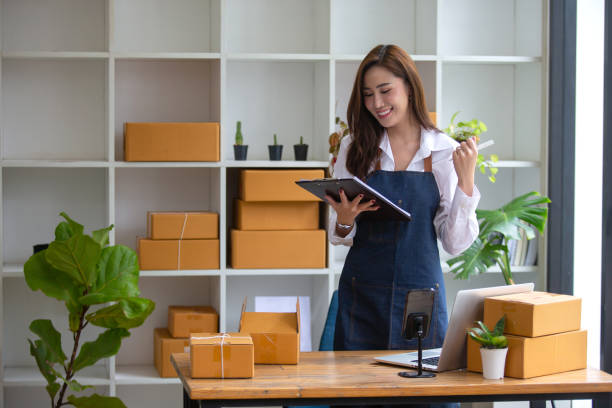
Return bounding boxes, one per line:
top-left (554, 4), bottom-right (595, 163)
top-left (373, 282), bottom-right (534, 372)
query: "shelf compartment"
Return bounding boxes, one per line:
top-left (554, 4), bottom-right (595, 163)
top-left (116, 384), bottom-right (182, 406)
top-left (225, 0), bottom-right (329, 54)
top-left (2, 168), bottom-right (108, 265)
top-left (438, 0), bottom-right (543, 57)
top-left (114, 59), bottom-right (220, 161)
top-left (112, 0), bottom-right (220, 53)
top-left (226, 275), bottom-right (330, 352)
top-left (1, 0), bottom-right (106, 52)
top-left (115, 366), bottom-right (181, 385)
top-left (335, 61), bottom-right (436, 126)
top-left (475, 167), bottom-right (543, 210)
top-left (2, 59), bottom-right (107, 160)
top-left (115, 276), bottom-right (221, 368)
top-left (225, 61), bottom-right (330, 161)
top-left (114, 167), bottom-right (220, 251)
top-left (441, 62), bottom-right (543, 161)
top-left (331, 0), bottom-right (436, 55)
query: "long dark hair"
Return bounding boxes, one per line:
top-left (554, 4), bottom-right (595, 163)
top-left (346, 44), bottom-right (437, 180)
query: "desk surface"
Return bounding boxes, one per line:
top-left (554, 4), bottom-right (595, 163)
top-left (172, 351), bottom-right (612, 401)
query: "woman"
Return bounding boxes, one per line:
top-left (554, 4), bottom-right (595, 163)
top-left (327, 44), bottom-right (480, 357)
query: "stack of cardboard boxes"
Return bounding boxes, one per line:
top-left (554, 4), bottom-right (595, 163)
top-left (139, 211), bottom-right (220, 270)
top-left (467, 291), bottom-right (587, 378)
top-left (154, 305), bottom-right (219, 377)
top-left (231, 169), bottom-right (326, 269)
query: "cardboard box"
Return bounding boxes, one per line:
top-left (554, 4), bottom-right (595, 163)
top-left (235, 200), bottom-right (319, 231)
top-left (240, 169), bottom-right (325, 202)
top-left (148, 211), bottom-right (218, 239)
top-left (428, 112), bottom-right (437, 126)
top-left (467, 330), bottom-right (587, 378)
top-left (154, 328), bottom-right (189, 378)
top-left (168, 306), bottom-right (219, 338)
top-left (190, 332), bottom-right (254, 378)
top-left (484, 291), bottom-right (582, 337)
top-left (124, 122), bottom-right (220, 162)
top-left (231, 229), bottom-right (325, 269)
top-left (239, 298), bottom-right (300, 364)
top-left (138, 239), bottom-right (219, 270)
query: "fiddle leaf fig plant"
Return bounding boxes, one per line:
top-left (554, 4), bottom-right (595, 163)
top-left (24, 212), bottom-right (155, 408)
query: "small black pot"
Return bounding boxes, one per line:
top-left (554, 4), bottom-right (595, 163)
top-left (293, 144), bottom-right (308, 161)
top-left (268, 145), bottom-right (283, 161)
top-left (33, 243), bottom-right (49, 254)
top-left (234, 145), bottom-right (248, 160)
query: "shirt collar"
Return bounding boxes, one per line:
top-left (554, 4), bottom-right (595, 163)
top-left (379, 128), bottom-right (458, 166)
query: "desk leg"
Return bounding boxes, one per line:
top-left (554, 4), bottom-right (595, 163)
top-left (183, 389), bottom-right (200, 408)
top-left (529, 400), bottom-right (546, 408)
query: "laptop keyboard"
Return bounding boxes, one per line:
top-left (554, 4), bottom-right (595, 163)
top-left (411, 356), bottom-right (439, 366)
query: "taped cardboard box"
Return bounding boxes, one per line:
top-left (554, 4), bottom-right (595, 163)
top-left (138, 239), bottom-right (219, 270)
top-left (484, 291), bottom-right (581, 337)
top-left (240, 169), bottom-right (324, 202)
top-left (190, 332), bottom-right (254, 378)
top-left (231, 229), bottom-right (325, 269)
top-left (467, 330), bottom-right (587, 378)
top-left (148, 211), bottom-right (219, 239)
top-left (124, 122), bottom-right (219, 162)
top-left (154, 328), bottom-right (189, 378)
top-left (239, 298), bottom-right (300, 364)
top-left (235, 200), bottom-right (319, 231)
top-left (168, 306), bottom-right (219, 338)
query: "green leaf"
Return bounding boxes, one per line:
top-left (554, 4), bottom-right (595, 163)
top-left (492, 315), bottom-right (506, 337)
top-left (79, 245), bottom-right (140, 305)
top-left (29, 319), bottom-right (67, 364)
top-left (45, 233), bottom-right (101, 286)
top-left (28, 339), bottom-right (57, 385)
top-left (55, 222), bottom-right (74, 241)
top-left (476, 321), bottom-right (492, 337)
top-left (73, 328), bottom-right (130, 372)
top-left (57, 212), bottom-right (85, 239)
top-left (86, 298), bottom-right (155, 329)
top-left (67, 394), bottom-right (127, 408)
top-left (46, 382), bottom-right (61, 401)
top-left (468, 331), bottom-right (490, 346)
top-left (447, 238), bottom-right (505, 280)
top-left (490, 154), bottom-right (499, 162)
top-left (24, 251), bottom-right (83, 318)
top-left (69, 311), bottom-right (82, 332)
top-left (68, 379), bottom-right (93, 392)
top-left (92, 225), bottom-right (113, 247)
top-left (491, 336), bottom-right (508, 348)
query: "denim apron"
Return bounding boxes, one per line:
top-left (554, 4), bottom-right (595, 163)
top-left (334, 156), bottom-right (456, 408)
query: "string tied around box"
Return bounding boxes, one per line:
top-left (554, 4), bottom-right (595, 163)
top-left (189, 333), bottom-right (251, 378)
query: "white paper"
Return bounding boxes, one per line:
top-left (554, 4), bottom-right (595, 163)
top-left (254, 296), bottom-right (312, 352)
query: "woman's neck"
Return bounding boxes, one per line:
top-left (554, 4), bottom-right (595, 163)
top-left (386, 116), bottom-right (421, 145)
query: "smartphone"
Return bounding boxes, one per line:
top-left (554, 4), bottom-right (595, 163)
top-left (401, 288), bottom-right (436, 340)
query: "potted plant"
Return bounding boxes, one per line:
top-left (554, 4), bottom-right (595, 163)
top-left (444, 112), bottom-right (551, 285)
top-left (294, 136), bottom-right (308, 161)
top-left (234, 120), bottom-right (248, 160)
top-left (468, 315), bottom-right (508, 379)
top-left (24, 212), bottom-right (155, 408)
top-left (268, 133), bottom-right (283, 160)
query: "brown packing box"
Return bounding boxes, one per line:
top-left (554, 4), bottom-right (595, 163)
top-left (484, 291), bottom-right (582, 337)
top-left (235, 200), bottom-right (319, 230)
top-left (240, 169), bottom-right (325, 201)
top-left (124, 122), bottom-right (220, 162)
top-left (154, 328), bottom-right (189, 378)
top-left (168, 306), bottom-right (219, 338)
top-left (148, 211), bottom-right (219, 239)
top-left (231, 229), bottom-right (325, 269)
top-left (467, 330), bottom-right (587, 378)
top-left (138, 239), bottom-right (219, 270)
top-left (428, 112), bottom-right (437, 126)
top-left (239, 298), bottom-right (300, 364)
top-left (190, 332), bottom-right (254, 378)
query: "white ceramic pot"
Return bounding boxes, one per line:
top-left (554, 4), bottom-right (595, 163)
top-left (480, 347), bottom-right (508, 379)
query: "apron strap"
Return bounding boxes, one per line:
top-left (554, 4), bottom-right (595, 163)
top-left (424, 155), bottom-right (432, 172)
top-left (375, 148), bottom-right (383, 171)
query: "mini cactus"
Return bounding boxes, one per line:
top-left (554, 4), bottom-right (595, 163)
top-left (273, 133), bottom-right (278, 145)
top-left (299, 136), bottom-right (304, 145)
top-left (235, 121), bottom-right (243, 145)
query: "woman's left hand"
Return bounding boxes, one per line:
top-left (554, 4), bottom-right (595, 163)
top-left (452, 136), bottom-right (478, 196)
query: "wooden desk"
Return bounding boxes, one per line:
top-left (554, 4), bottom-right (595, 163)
top-left (172, 351), bottom-right (612, 408)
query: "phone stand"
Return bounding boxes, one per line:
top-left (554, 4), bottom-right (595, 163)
top-left (398, 313), bottom-right (436, 378)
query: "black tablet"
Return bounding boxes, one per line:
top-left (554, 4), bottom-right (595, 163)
top-left (295, 177), bottom-right (412, 221)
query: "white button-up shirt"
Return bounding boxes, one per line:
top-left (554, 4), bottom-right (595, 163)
top-left (328, 127), bottom-right (480, 256)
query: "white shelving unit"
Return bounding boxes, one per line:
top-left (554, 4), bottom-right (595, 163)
top-left (0, 0), bottom-right (548, 406)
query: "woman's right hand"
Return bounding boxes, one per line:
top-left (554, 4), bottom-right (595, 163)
top-left (325, 189), bottom-right (379, 227)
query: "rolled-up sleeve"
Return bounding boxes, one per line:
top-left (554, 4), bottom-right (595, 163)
top-left (327, 137), bottom-right (357, 246)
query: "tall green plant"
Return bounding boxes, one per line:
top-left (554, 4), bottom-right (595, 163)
top-left (24, 212), bottom-right (155, 408)
top-left (447, 192), bottom-right (550, 284)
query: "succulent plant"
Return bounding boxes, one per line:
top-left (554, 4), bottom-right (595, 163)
top-left (468, 315), bottom-right (508, 349)
top-left (235, 121), bottom-right (243, 145)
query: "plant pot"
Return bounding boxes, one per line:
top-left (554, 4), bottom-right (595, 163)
top-left (293, 144), bottom-right (308, 161)
top-left (480, 347), bottom-right (508, 379)
top-left (234, 145), bottom-right (248, 160)
top-left (33, 243), bottom-right (49, 254)
top-left (268, 145), bottom-right (283, 161)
